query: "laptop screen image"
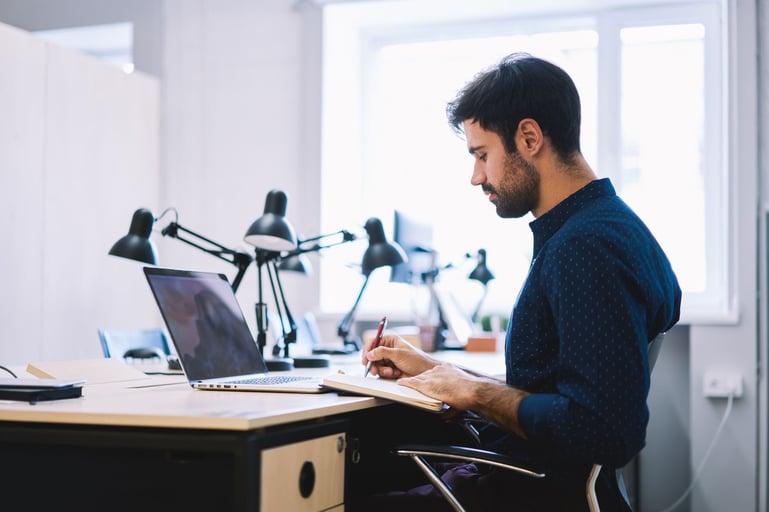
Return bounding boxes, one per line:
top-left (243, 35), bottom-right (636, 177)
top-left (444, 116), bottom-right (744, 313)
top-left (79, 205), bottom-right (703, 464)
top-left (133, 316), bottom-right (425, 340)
top-left (143, 267), bottom-right (269, 381)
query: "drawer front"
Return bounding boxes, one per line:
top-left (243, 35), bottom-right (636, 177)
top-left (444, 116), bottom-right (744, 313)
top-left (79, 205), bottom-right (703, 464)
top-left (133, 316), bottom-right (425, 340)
top-left (261, 432), bottom-right (346, 511)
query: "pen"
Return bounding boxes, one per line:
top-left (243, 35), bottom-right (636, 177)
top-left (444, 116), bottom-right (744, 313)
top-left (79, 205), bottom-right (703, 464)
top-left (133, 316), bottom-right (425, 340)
top-left (364, 316), bottom-right (388, 378)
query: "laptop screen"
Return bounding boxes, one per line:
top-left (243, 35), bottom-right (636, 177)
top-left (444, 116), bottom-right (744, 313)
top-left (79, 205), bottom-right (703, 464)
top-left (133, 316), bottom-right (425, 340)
top-left (143, 267), bottom-right (268, 380)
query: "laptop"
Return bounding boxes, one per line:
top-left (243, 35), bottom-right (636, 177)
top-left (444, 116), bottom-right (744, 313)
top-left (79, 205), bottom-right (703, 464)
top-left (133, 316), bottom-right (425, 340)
top-left (143, 267), bottom-right (326, 393)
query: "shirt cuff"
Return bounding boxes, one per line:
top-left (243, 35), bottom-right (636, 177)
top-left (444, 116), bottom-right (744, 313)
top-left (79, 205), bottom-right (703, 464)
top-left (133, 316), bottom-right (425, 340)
top-left (518, 393), bottom-right (558, 439)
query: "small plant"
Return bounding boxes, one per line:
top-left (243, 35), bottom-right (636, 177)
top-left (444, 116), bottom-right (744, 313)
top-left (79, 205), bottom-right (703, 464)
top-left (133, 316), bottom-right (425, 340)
top-left (479, 314), bottom-right (509, 333)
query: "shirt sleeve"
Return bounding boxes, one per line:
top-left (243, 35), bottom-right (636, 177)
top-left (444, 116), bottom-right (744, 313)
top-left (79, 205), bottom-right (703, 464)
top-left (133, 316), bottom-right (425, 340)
top-left (516, 234), bottom-right (652, 468)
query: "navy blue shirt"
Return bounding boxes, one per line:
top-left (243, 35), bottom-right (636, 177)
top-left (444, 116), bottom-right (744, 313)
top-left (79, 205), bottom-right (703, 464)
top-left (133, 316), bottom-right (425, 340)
top-left (507, 178), bottom-right (681, 470)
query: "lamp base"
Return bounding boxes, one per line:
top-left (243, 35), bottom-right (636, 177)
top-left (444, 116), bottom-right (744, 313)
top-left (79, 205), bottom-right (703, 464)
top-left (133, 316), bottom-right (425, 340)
top-left (292, 355), bottom-right (331, 368)
top-left (341, 336), bottom-right (363, 352)
top-left (312, 346), bottom-right (357, 355)
top-left (264, 357), bottom-right (294, 371)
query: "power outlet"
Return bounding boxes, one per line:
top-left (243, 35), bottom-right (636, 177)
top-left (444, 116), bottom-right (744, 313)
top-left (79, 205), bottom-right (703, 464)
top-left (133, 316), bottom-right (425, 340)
top-left (702, 371), bottom-right (743, 398)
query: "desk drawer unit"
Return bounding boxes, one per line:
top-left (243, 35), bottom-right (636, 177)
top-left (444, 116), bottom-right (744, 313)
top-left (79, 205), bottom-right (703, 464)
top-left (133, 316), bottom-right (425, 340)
top-left (261, 432), bottom-right (346, 511)
top-left (0, 418), bottom-right (348, 512)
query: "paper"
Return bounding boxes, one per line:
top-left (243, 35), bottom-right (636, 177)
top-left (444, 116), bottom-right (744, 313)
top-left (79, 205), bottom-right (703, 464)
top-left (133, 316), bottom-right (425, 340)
top-left (322, 373), bottom-right (446, 412)
top-left (26, 358), bottom-right (150, 384)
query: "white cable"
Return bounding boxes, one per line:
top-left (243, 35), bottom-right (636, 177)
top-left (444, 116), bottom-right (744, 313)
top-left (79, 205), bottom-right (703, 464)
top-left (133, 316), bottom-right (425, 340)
top-left (654, 393), bottom-right (735, 512)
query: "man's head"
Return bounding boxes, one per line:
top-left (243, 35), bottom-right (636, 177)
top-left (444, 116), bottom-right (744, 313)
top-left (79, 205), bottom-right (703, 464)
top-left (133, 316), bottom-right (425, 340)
top-left (448, 53), bottom-right (588, 218)
top-left (446, 52), bottom-right (582, 164)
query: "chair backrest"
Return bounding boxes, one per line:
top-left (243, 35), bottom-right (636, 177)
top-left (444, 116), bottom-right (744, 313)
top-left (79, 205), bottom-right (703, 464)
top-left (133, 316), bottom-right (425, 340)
top-left (588, 332), bottom-right (666, 512)
top-left (98, 328), bottom-right (172, 359)
top-left (647, 332), bottom-right (665, 373)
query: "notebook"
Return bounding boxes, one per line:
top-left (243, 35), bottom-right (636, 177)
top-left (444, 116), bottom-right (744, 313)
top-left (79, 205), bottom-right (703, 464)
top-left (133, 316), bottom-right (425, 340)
top-left (322, 373), bottom-right (446, 412)
top-left (143, 267), bottom-right (326, 393)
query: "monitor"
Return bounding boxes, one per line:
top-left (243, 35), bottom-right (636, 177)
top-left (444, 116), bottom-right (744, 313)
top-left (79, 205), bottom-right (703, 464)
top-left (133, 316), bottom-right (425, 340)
top-left (390, 210), bottom-right (435, 284)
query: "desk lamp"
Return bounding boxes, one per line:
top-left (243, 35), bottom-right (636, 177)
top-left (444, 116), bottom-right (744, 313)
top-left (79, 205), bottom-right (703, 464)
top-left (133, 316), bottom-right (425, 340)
top-left (468, 248), bottom-right (495, 323)
top-left (109, 207), bottom-right (253, 292)
top-left (273, 228), bottom-right (361, 359)
top-left (336, 217), bottom-right (407, 351)
top-left (245, 190), bottom-right (360, 368)
top-left (244, 189), bottom-right (297, 251)
top-left (242, 189), bottom-right (300, 371)
top-left (278, 252), bottom-right (312, 275)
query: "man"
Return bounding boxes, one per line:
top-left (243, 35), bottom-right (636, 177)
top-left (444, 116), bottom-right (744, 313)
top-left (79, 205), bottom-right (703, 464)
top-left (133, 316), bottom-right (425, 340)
top-left (357, 53), bottom-right (681, 511)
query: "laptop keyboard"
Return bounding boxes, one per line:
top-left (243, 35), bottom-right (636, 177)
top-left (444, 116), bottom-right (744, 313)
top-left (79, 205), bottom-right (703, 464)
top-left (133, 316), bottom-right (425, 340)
top-left (229, 375), bottom-right (313, 385)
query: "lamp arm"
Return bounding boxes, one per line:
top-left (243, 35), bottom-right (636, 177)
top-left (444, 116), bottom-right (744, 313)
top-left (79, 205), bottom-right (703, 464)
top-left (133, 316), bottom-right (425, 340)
top-left (255, 259), bottom-right (268, 356)
top-left (337, 275), bottom-right (370, 344)
top-left (162, 221), bottom-right (253, 291)
top-left (265, 260), bottom-right (287, 345)
top-left (299, 229), bottom-right (356, 245)
top-left (229, 254), bottom-right (251, 292)
top-left (284, 230), bottom-right (357, 257)
top-left (268, 260), bottom-right (298, 358)
top-left (471, 285), bottom-right (489, 324)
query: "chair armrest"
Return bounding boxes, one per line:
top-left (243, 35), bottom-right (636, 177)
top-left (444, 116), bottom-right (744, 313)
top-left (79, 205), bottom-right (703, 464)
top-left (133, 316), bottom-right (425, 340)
top-left (447, 411), bottom-right (487, 446)
top-left (394, 444), bottom-right (545, 478)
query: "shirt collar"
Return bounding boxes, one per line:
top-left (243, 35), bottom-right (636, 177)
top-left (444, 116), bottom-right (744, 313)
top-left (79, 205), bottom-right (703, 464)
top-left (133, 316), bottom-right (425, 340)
top-left (529, 178), bottom-right (616, 256)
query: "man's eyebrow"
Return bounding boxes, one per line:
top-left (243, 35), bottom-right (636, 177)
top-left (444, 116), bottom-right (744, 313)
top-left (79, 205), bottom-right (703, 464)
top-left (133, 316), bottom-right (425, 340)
top-left (468, 145), bottom-right (484, 155)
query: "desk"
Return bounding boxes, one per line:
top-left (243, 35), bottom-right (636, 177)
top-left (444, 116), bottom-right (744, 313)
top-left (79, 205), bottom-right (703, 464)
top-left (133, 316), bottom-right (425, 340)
top-left (0, 351), bottom-right (505, 511)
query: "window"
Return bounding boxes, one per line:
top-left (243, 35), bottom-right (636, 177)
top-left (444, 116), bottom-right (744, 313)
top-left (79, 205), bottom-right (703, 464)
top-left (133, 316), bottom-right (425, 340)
top-left (321, 0), bottom-right (727, 324)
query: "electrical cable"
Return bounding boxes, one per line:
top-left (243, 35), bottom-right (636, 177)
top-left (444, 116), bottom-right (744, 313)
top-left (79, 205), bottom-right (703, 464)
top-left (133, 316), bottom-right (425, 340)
top-left (654, 393), bottom-right (735, 512)
top-left (0, 365), bottom-right (18, 378)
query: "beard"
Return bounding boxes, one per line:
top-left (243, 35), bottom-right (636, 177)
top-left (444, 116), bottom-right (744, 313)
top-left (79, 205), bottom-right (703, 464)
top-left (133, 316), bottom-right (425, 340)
top-left (485, 150), bottom-right (540, 218)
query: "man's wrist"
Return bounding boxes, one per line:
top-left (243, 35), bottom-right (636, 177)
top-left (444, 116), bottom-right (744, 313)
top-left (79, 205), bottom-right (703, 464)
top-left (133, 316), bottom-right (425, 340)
top-left (472, 380), bottom-right (531, 439)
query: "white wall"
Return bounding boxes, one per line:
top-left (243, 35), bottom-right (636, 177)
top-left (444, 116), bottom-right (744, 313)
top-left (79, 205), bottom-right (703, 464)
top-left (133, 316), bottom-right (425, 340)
top-left (159, 0), bottom-right (321, 345)
top-left (685, 2), bottom-right (759, 511)
top-left (0, 21), bottom-right (160, 365)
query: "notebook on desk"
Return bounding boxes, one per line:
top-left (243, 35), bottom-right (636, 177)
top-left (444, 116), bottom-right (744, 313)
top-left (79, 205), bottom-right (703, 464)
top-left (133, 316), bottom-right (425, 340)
top-left (143, 267), bottom-right (326, 393)
top-left (322, 373), bottom-right (446, 412)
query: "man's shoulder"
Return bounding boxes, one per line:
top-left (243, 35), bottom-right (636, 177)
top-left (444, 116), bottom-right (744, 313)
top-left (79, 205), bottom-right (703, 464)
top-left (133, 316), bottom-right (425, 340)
top-left (561, 195), bottom-right (650, 241)
top-left (541, 202), bottom-right (658, 272)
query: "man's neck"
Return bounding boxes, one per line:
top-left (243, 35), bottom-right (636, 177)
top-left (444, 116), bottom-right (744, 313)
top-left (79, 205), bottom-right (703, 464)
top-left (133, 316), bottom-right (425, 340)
top-left (532, 153), bottom-right (597, 218)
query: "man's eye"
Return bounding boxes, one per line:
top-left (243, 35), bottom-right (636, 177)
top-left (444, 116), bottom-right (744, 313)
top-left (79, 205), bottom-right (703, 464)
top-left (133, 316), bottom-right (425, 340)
top-left (479, 154), bottom-right (488, 162)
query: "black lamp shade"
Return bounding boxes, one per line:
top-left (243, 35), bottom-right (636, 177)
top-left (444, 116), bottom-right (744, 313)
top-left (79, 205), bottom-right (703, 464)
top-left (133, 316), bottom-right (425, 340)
top-left (361, 217), bottom-right (407, 276)
top-left (278, 253), bottom-right (312, 275)
top-left (244, 190), bottom-right (298, 252)
top-left (468, 248), bottom-right (494, 285)
top-left (108, 208), bottom-right (157, 264)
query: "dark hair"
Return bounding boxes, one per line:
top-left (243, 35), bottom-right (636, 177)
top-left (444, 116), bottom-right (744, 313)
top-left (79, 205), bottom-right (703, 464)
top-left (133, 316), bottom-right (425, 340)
top-left (447, 52), bottom-right (582, 162)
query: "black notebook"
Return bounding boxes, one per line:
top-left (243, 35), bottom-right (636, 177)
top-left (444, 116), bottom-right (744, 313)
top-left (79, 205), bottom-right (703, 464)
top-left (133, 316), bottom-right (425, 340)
top-left (0, 378), bottom-right (85, 404)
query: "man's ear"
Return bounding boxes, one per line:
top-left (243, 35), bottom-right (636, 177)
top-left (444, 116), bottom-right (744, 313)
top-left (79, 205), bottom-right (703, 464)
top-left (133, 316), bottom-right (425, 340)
top-left (517, 118), bottom-right (543, 156)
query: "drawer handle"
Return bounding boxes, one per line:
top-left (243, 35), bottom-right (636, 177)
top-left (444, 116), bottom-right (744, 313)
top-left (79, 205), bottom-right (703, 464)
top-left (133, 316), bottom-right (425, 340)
top-left (299, 460), bottom-right (315, 498)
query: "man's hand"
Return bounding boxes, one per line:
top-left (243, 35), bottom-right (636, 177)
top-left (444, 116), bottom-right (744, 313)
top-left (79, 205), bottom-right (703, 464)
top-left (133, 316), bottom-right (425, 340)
top-left (361, 334), bottom-right (438, 379)
top-left (398, 363), bottom-right (484, 411)
top-left (399, 363), bottom-right (531, 439)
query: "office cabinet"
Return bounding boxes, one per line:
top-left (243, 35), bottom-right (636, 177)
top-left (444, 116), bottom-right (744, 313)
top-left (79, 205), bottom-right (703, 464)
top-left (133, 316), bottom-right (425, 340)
top-left (0, 418), bottom-right (348, 512)
top-left (261, 432), bottom-right (346, 511)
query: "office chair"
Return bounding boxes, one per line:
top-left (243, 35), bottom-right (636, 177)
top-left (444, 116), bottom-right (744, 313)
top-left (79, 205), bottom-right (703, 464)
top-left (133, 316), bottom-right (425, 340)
top-left (98, 328), bottom-right (180, 369)
top-left (394, 332), bottom-right (666, 512)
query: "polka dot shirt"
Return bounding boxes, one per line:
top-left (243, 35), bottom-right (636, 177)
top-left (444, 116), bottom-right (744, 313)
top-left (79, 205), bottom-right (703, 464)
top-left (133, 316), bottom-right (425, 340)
top-left (508, 178), bottom-right (681, 470)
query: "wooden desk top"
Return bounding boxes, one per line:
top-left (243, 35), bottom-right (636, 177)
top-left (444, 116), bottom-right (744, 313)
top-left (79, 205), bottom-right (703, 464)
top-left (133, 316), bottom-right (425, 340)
top-left (0, 380), bottom-right (379, 431)
top-left (0, 350), bottom-right (505, 432)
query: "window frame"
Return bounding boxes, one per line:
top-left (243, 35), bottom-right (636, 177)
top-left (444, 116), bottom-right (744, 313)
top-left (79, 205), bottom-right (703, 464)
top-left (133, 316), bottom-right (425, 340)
top-left (320, 0), bottom-right (733, 324)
